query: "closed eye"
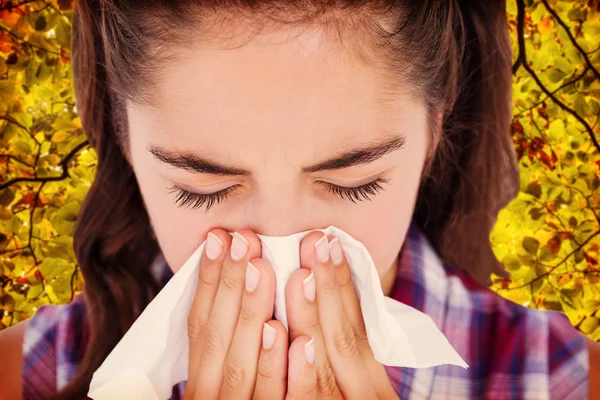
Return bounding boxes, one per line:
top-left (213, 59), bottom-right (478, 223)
top-left (167, 177), bottom-right (390, 212)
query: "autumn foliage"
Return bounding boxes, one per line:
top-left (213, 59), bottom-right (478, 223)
top-left (1, 0), bottom-right (599, 342)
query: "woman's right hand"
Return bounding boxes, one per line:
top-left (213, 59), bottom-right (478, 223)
top-left (183, 228), bottom-right (288, 400)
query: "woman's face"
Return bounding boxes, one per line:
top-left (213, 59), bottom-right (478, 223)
top-left (126, 22), bottom-right (433, 287)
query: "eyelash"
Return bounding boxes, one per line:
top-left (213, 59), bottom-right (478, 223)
top-left (167, 177), bottom-right (390, 212)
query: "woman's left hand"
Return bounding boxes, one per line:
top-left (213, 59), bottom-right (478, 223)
top-left (285, 232), bottom-right (399, 400)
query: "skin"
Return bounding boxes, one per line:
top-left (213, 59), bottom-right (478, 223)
top-left (182, 227), bottom-right (399, 399)
top-left (125, 21), bottom-right (426, 398)
top-left (0, 13), bottom-right (598, 400)
top-left (125, 22), bottom-right (429, 291)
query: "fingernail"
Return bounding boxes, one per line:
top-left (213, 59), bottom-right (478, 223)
top-left (205, 232), bottom-right (224, 260)
top-left (314, 235), bottom-right (330, 263)
top-left (329, 238), bottom-right (343, 266)
top-left (302, 271), bottom-right (315, 302)
top-left (304, 337), bottom-right (315, 364)
top-left (230, 232), bottom-right (249, 261)
top-left (262, 323), bottom-right (276, 350)
top-left (245, 262), bottom-right (261, 293)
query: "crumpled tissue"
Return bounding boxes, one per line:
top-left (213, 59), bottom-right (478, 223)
top-left (88, 225), bottom-right (468, 400)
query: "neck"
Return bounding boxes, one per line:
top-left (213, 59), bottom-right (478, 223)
top-left (380, 255), bottom-right (399, 297)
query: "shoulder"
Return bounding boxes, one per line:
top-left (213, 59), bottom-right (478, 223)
top-left (0, 319), bottom-right (27, 399)
top-left (20, 294), bottom-right (90, 398)
top-left (442, 263), bottom-right (589, 396)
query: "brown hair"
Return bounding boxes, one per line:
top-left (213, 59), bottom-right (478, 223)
top-left (62, 0), bottom-right (518, 397)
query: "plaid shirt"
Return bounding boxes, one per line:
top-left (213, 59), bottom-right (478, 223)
top-left (22, 221), bottom-right (589, 399)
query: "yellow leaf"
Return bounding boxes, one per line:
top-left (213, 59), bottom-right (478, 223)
top-left (538, 16), bottom-right (553, 35)
top-left (51, 130), bottom-right (70, 143)
top-left (45, 285), bottom-right (59, 304)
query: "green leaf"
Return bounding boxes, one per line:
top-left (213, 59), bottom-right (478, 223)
top-left (574, 95), bottom-right (588, 117)
top-left (501, 254), bottom-right (522, 271)
top-left (55, 19), bottom-right (72, 50)
top-left (52, 275), bottom-right (72, 299)
top-left (530, 3), bottom-right (546, 23)
top-left (547, 68), bottom-right (567, 83)
top-left (26, 284), bottom-right (44, 300)
top-left (522, 236), bottom-right (540, 255)
top-left (518, 252), bottom-right (537, 267)
top-left (555, 57), bottom-right (574, 75)
top-left (14, 140), bottom-right (33, 155)
top-left (539, 246), bottom-right (557, 262)
top-left (38, 257), bottom-right (70, 278)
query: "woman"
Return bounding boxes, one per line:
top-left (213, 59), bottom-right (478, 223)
top-left (1, 0), bottom-right (598, 398)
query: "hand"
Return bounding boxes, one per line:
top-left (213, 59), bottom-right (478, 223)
top-left (285, 232), bottom-right (399, 400)
top-left (184, 229), bottom-right (289, 400)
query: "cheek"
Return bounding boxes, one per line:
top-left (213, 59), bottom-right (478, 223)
top-left (343, 161), bottom-right (424, 278)
top-left (130, 150), bottom-right (211, 273)
top-left (342, 187), bottom-right (417, 279)
top-left (141, 177), bottom-right (210, 273)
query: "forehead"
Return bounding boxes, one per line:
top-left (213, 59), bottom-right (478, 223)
top-left (129, 22), bottom-right (422, 152)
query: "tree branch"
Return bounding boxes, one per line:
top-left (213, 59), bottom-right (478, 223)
top-left (26, 181), bottom-right (45, 267)
top-left (0, 0), bottom-right (41, 11)
top-left (69, 263), bottom-right (78, 302)
top-left (513, 65), bottom-right (590, 119)
top-left (0, 114), bottom-right (40, 146)
top-left (0, 154), bottom-right (34, 168)
top-left (541, 0), bottom-right (600, 81)
top-left (515, 0), bottom-right (600, 154)
top-left (0, 25), bottom-right (61, 56)
top-left (0, 140), bottom-right (89, 190)
top-left (509, 228), bottom-right (600, 289)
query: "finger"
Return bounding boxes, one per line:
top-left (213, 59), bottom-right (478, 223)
top-left (186, 229), bottom-right (231, 397)
top-left (286, 335), bottom-right (316, 400)
top-left (219, 258), bottom-right (276, 399)
top-left (254, 320), bottom-right (288, 400)
top-left (285, 266), bottom-right (341, 398)
top-left (330, 237), bottom-right (397, 398)
top-left (194, 229), bottom-right (262, 399)
top-left (301, 232), bottom-right (374, 398)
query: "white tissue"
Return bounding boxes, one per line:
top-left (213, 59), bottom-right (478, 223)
top-left (88, 225), bottom-right (468, 400)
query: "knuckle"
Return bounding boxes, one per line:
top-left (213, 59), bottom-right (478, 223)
top-left (187, 315), bottom-right (205, 340)
top-left (256, 364), bottom-right (274, 380)
top-left (223, 355), bottom-right (245, 389)
top-left (239, 305), bottom-right (256, 323)
top-left (202, 321), bottom-right (224, 356)
top-left (307, 316), bottom-right (320, 331)
top-left (353, 321), bottom-right (368, 343)
top-left (294, 382), bottom-right (317, 399)
top-left (198, 269), bottom-right (219, 289)
top-left (333, 323), bottom-right (358, 358)
top-left (221, 267), bottom-right (243, 290)
top-left (336, 269), bottom-right (353, 289)
top-left (315, 364), bottom-right (337, 397)
top-left (321, 273), bottom-right (338, 293)
top-left (303, 385), bottom-right (317, 398)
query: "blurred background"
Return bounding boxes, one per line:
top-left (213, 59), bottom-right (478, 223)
top-left (0, 0), bottom-right (599, 342)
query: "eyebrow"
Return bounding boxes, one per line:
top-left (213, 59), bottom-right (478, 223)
top-left (148, 134), bottom-right (406, 176)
